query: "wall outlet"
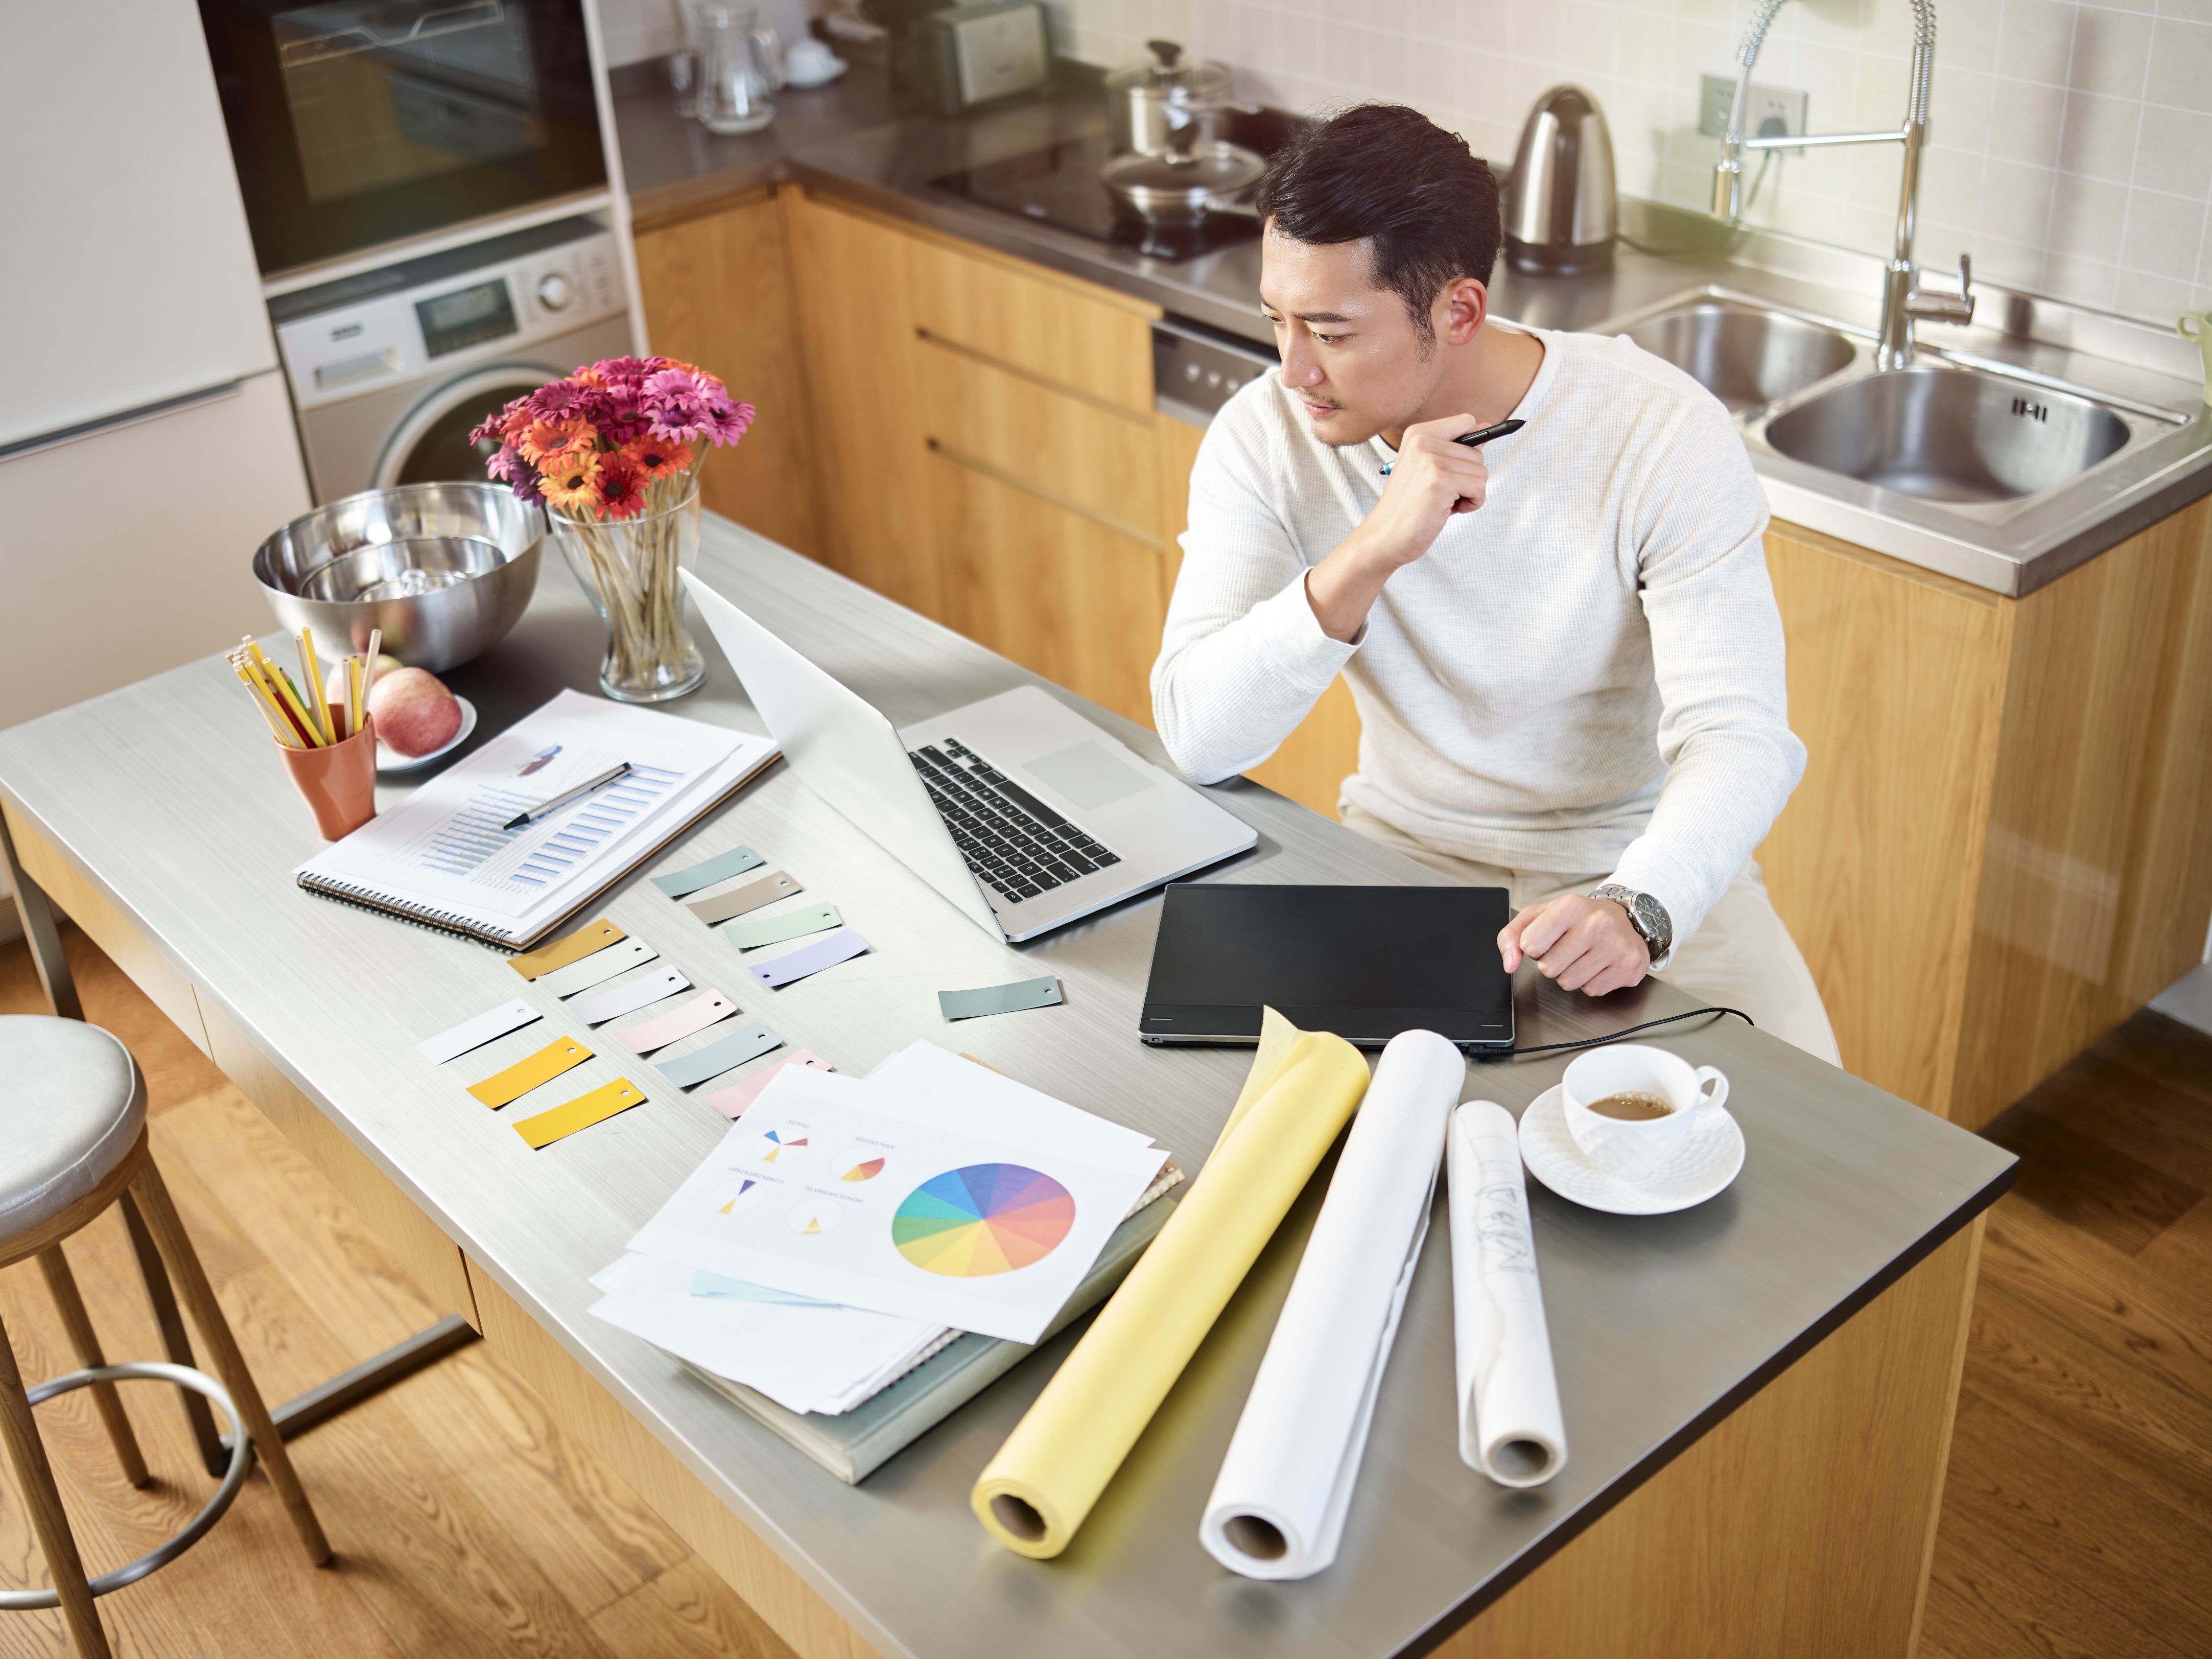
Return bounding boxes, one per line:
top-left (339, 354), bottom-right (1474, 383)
top-left (1699, 73), bottom-right (1808, 143)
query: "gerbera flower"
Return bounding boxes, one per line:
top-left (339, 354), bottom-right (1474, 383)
top-left (699, 395), bottom-right (755, 447)
top-left (617, 434), bottom-right (694, 480)
top-left (537, 448), bottom-right (603, 514)
top-left (517, 415), bottom-right (595, 464)
top-left (597, 459), bottom-right (649, 520)
top-left (527, 379), bottom-right (590, 419)
top-left (469, 394), bottom-right (531, 449)
top-left (642, 366), bottom-right (715, 442)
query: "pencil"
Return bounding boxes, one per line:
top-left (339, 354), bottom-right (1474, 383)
top-left (259, 654), bottom-right (324, 746)
top-left (299, 628), bottom-right (335, 744)
top-left (360, 628), bottom-right (383, 708)
top-left (235, 649), bottom-right (318, 747)
top-left (234, 661), bottom-right (299, 746)
top-left (348, 656), bottom-right (365, 742)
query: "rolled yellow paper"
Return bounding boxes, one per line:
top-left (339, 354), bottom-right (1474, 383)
top-left (972, 1009), bottom-right (1371, 1557)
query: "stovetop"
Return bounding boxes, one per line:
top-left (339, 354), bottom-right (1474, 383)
top-left (932, 130), bottom-right (1263, 262)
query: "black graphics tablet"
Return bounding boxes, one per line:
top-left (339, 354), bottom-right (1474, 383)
top-left (1139, 883), bottom-right (1514, 1050)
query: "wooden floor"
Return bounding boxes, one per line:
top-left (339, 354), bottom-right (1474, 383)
top-left (4, 927), bottom-right (2211, 1657)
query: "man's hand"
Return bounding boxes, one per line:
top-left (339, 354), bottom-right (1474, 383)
top-left (1498, 895), bottom-right (1650, 997)
top-left (1306, 414), bottom-right (1494, 641)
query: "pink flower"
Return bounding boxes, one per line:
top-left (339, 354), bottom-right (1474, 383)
top-left (469, 394), bottom-right (530, 449)
top-left (701, 396), bottom-right (754, 446)
top-left (642, 367), bottom-right (715, 442)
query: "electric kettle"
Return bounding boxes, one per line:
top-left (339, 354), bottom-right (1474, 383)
top-left (1503, 85), bottom-right (1617, 275)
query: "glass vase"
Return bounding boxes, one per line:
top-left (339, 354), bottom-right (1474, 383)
top-left (552, 476), bottom-right (707, 703)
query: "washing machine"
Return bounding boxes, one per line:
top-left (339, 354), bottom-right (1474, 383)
top-left (272, 216), bottom-right (635, 503)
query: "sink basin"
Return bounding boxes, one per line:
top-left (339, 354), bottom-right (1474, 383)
top-left (1764, 365), bottom-right (2132, 503)
top-left (1622, 298), bottom-right (1856, 412)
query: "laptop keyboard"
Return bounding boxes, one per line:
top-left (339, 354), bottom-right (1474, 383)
top-left (908, 740), bottom-right (1123, 903)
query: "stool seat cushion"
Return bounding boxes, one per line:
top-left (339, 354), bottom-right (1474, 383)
top-left (0, 1016), bottom-right (146, 1242)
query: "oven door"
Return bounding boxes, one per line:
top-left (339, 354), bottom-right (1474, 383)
top-left (199, 0), bottom-right (606, 276)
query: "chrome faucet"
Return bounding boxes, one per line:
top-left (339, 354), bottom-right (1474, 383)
top-left (1711, 0), bottom-right (1973, 368)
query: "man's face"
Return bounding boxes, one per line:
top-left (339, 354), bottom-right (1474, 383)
top-left (1259, 228), bottom-right (1445, 447)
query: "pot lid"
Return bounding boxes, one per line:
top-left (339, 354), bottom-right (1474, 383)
top-left (1100, 143), bottom-right (1266, 202)
top-left (1104, 38), bottom-right (1236, 100)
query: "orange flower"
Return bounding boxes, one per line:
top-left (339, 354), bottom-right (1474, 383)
top-left (537, 448), bottom-right (603, 513)
top-left (617, 434), bottom-right (694, 480)
top-left (517, 415), bottom-right (595, 464)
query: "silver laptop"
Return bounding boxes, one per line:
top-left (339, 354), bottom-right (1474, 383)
top-left (681, 571), bottom-right (1257, 942)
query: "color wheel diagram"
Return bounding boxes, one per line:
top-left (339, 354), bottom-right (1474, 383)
top-left (891, 1164), bottom-right (1075, 1277)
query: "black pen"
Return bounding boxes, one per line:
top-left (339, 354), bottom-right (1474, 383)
top-left (1379, 417), bottom-right (1525, 476)
top-left (503, 761), bottom-right (633, 831)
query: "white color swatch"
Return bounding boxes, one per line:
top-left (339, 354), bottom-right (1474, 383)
top-left (1199, 1029), bottom-right (1464, 1580)
top-left (535, 937), bottom-right (661, 999)
top-left (568, 967), bottom-right (692, 1026)
top-left (416, 999), bottom-right (541, 1065)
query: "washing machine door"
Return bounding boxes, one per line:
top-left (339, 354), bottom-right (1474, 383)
top-left (373, 364), bottom-right (559, 490)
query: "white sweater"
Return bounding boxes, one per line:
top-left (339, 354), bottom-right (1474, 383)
top-left (1150, 326), bottom-right (1805, 947)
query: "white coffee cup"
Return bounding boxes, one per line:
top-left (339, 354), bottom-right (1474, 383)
top-left (1559, 1043), bottom-right (1728, 1182)
top-left (783, 36), bottom-right (842, 84)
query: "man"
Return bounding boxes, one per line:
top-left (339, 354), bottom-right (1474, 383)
top-left (1151, 104), bottom-right (1839, 1062)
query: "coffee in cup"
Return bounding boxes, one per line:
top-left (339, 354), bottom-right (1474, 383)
top-left (1560, 1044), bottom-right (1727, 1181)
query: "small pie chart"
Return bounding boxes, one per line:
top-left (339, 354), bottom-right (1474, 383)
top-left (839, 1157), bottom-right (885, 1183)
top-left (891, 1164), bottom-right (1075, 1277)
top-left (756, 1129), bottom-right (808, 1164)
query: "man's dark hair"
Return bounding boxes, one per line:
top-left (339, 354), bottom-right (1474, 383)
top-left (1254, 105), bottom-right (1501, 344)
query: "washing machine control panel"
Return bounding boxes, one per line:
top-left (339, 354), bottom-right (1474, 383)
top-left (275, 226), bottom-right (625, 413)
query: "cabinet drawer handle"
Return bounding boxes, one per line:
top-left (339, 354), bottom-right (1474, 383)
top-left (913, 329), bottom-right (1152, 424)
top-left (926, 437), bottom-right (1160, 548)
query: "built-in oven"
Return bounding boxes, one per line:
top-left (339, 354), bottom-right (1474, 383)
top-left (199, 0), bottom-right (607, 277)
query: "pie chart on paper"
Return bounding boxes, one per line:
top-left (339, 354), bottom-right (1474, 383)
top-left (891, 1164), bottom-right (1075, 1277)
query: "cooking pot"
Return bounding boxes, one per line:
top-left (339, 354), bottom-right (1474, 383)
top-left (1100, 143), bottom-right (1266, 227)
top-left (1104, 39), bottom-right (1255, 156)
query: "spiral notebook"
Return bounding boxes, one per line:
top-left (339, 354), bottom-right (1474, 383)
top-left (295, 690), bottom-right (779, 949)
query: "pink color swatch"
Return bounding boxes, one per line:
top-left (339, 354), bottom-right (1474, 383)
top-left (618, 990), bottom-right (743, 1055)
top-left (702, 1049), bottom-right (834, 1119)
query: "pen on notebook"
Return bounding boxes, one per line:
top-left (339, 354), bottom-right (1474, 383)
top-left (502, 762), bottom-right (634, 831)
top-left (1378, 417), bottom-right (1525, 477)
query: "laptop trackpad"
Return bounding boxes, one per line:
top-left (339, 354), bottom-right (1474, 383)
top-left (1021, 741), bottom-right (1152, 811)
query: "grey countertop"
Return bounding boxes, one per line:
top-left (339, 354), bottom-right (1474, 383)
top-left (613, 62), bottom-right (2212, 597)
top-left (0, 516), bottom-right (2014, 1659)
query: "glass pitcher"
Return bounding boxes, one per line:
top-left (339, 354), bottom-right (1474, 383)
top-left (698, 4), bottom-right (778, 135)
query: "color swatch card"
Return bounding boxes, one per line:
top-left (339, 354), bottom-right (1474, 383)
top-left (939, 976), bottom-right (1064, 1021)
top-left (515, 1078), bottom-right (647, 1149)
top-left (723, 902), bottom-right (841, 951)
top-left (468, 1036), bottom-right (593, 1107)
top-left (701, 1050), bottom-right (833, 1119)
top-left (569, 967), bottom-right (692, 1027)
top-left (688, 870), bottom-right (801, 925)
top-left (418, 999), bottom-right (541, 1064)
top-left (650, 845), bottom-right (764, 898)
top-left (510, 919), bottom-right (625, 980)
top-left (624, 1066), bottom-right (1165, 1342)
top-left (535, 937), bottom-right (660, 999)
top-left (619, 990), bottom-right (743, 1055)
top-left (748, 928), bottom-right (868, 990)
top-left (656, 1021), bottom-right (784, 1088)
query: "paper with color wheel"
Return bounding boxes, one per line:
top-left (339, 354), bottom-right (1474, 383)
top-left (688, 870), bottom-right (801, 924)
top-left (656, 1022), bottom-right (783, 1087)
top-left (724, 902), bottom-right (841, 951)
top-left (1448, 1100), bottom-right (1568, 1487)
top-left (1199, 1030), bottom-right (1463, 1579)
top-left (568, 967), bottom-right (691, 1026)
top-left (467, 1036), bottom-right (593, 1107)
top-left (535, 937), bottom-right (660, 998)
top-left (971, 1009), bottom-right (1369, 1557)
top-left (650, 845), bottom-right (764, 897)
top-left (509, 919), bottom-right (624, 979)
top-left (515, 1077), bottom-right (647, 1148)
top-left (619, 990), bottom-right (743, 1055)
top-left (748, 928), bottom-right (868, 989)
top-left (418, 999), bottom-right (540, 1064)
top-left (702, 1050), bottom-right (832, 1117)
top-left (938, 977), bottom-right (1063, 1021)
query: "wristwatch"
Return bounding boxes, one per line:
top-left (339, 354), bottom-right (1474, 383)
top-left (1588, 884), bottom-right (1673, 972)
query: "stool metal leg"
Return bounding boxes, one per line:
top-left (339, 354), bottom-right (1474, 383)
top-left (0, 1310), bottom-right (112, 1659)
top-left (119, 1193), bottom-right (228, 1480)
top-left (125, 1158), bottom-right (332, 1567)
top-left (0, 811), bottom-right (82, 1023)
top-left (35, 1247), bottom-right (147, 1488)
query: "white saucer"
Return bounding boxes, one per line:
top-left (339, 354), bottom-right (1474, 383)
top-left (375, 695), bottom-right (476, 774)
top-left (783, 56), bottom-right (848, 87)
top-left (1517, 1085), bottom-right (1744, 1215)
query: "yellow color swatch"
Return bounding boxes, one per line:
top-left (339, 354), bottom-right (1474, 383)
top-left (508, 918), bottom-right (626, 980)
top-left (467, 1037), bottom-right (593, 1107)
top-left (514, 1078), bottom-right (647, 1149)
top-left (971, 1009), bottom-right (1370, 1558)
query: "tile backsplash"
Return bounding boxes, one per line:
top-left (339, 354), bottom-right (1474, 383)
top-left (597, 0), bottom-right (2212, 330)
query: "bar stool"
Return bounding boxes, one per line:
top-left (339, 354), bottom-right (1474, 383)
top-left (0, 1015), bottom-right (331, 1657)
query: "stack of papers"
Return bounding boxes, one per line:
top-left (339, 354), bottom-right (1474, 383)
top-left (296, 690), bottom-right (778, 947)
top-left (589, 1044), bottom-right (1171, 1416)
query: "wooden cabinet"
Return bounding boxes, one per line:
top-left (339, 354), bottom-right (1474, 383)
top-left (631, 186), bottom-right (821, 557)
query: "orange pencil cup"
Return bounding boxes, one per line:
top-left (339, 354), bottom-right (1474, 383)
top-left (277, 716), bottom-right (378, 839)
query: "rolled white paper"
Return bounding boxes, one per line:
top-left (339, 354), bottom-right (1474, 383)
top-left (1199, 1029), bottom-right (1466, 1580)
top-left (1448, 1100), bottom-right (1567, 1487)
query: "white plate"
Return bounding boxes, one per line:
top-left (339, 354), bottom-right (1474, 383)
top-left (1517, 1084), bottom-right (1744, 1215)
top-left (375, 695), bottom-right (476, 774)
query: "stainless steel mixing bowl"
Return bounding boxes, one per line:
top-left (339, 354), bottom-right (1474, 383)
top-left (253, 483), bottom-right (544, 672)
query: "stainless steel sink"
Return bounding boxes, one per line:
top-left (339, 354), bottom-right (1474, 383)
top-left (1763, 364), bottom-right (2132, 503)
top-left (1622, 297), bottom-right (1856, 412)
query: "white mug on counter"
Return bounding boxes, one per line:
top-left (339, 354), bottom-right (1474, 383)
top-left (1560, 1044), bottom-right (1729, 1181)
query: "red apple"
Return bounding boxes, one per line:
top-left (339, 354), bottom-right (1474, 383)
top-left (368, 666), bottom-right (463, 757)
